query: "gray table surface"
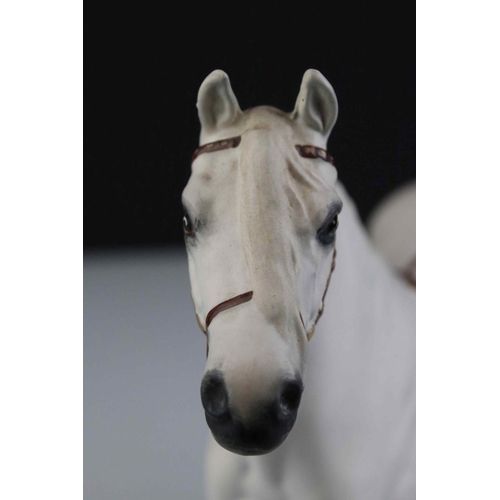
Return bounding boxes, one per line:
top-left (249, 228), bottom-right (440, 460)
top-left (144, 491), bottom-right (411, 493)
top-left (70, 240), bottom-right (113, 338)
top-left (84, 248), bottom-right (208, 499)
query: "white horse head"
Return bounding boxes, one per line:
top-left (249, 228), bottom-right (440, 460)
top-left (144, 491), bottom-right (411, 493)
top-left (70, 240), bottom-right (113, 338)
top-left (182, 69), bottom-right (342, 455)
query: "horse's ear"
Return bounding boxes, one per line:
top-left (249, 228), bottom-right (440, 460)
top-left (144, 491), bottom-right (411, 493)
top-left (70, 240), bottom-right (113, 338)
top-left (197, 70), bottom-right (242, 135)
top-left (292, 69), bottom-right (338, 138)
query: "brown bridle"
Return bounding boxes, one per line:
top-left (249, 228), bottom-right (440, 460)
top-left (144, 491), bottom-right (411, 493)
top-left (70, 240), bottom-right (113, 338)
top-left (303, 246), bottom-right (337, 340)
top-left (191, 136), bottom-right (337, 350)
top-left (197, 290), bottom-right (254, 334)
top-left (192, 136), bottom-right (334, 166)
top-left (192, 136), bottom-right (241, 163)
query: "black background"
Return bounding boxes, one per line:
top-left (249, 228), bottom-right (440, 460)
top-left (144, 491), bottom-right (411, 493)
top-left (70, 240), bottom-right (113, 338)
top-left (85, 2), bottom-right (415, 249)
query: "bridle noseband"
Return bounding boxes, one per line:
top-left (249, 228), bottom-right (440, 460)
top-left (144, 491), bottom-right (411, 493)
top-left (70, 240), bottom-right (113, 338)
top-left (198, 290), bottom-right (254, 334)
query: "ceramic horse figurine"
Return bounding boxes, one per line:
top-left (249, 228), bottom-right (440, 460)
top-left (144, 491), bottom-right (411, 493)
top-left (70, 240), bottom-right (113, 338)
top-left (182, 69), bottom-right (415, 500)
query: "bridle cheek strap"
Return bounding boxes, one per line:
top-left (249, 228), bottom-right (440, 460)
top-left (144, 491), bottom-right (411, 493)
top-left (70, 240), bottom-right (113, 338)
top-left (305, 246), bottom-right (337, 341)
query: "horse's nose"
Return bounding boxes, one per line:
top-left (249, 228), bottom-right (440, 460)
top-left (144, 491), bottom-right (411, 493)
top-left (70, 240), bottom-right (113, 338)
top-left (201, 371), bottom-right (229, 418)
top-left (201, 372), bottom-right (303, 455)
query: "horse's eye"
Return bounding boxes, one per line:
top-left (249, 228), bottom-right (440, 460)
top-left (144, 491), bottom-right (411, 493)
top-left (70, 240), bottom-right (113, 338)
top-left (326, 215), bottom-right (338, 235)
top-left (317, 214), bottom-right (339, 245)
top-left (183, 213), bottom-right (194, 235)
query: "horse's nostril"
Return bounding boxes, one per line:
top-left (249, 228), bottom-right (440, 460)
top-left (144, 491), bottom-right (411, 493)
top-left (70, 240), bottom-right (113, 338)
top-left (201, 371), bottom-right (229, 418)
top-left (279, 379), bottom-right (304, 417)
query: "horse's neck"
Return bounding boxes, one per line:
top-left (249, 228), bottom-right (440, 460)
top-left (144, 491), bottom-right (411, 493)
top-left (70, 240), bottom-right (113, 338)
top-left (324, 181), bottom-right (415, 349)
top-left (307, 180), bottom-right (415, 439)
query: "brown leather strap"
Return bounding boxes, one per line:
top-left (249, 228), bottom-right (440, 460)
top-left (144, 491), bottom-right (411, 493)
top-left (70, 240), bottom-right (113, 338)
top-left (192, 136), bottom-right (242, 163)
top-left (307, 246), bottom-right (337, 340)
top-left (203, 290), bottom-right (254, 332)
top-left (195, 290), bottom-right (253, 359)
top-left (296, 145), bottom-right (334, 166)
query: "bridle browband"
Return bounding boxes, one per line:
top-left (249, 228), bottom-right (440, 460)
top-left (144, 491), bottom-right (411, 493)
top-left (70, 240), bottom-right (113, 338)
top-left (295, 145), bottom-right (334, 166)
top-left (192, 136), bottom-right (241, 163)
top-left (192, 136), bottom-right (334, 166)
top-left (191, 136), bottom-right (337, 350)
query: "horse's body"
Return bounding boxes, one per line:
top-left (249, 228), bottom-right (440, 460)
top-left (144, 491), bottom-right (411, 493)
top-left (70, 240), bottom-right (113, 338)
top-left (183, 70), bottom-right (415, 500)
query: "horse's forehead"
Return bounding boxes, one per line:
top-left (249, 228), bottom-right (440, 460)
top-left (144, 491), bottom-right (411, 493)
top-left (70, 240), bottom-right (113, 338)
top-left (201, 106), bottom-right (299, 144)
top-left (188, 105), bottom-right (337, 217)
top-left (240, 106), bottom-right (327, 148)
top-left (243, 106), bottom-right (290, 127)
